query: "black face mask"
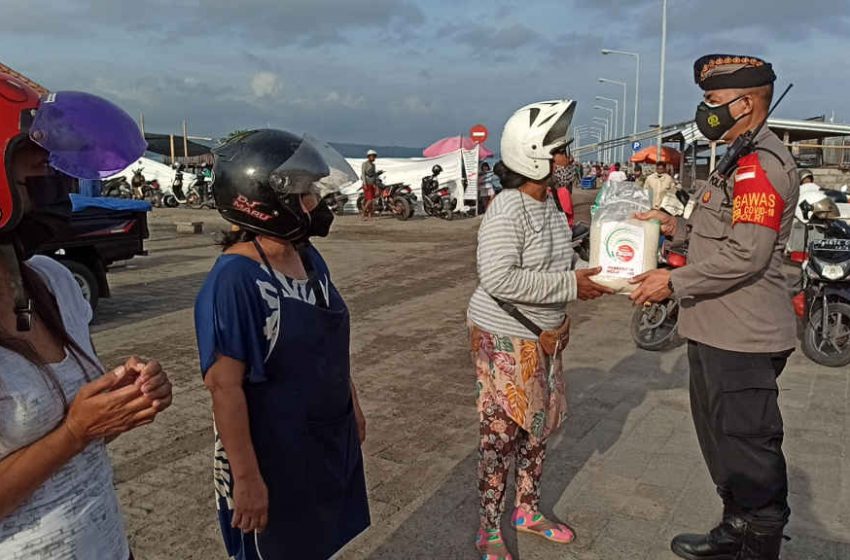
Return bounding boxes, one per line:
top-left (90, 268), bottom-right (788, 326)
top-left (695, 95), bottom-right (747, 141)
top-left (307, 199), bottom-right (334, 238)
top-left (14, 176), bottom-right (73, 258)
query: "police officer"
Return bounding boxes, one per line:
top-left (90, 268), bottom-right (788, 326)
top-left (630, 55), bottom-right (798, 560)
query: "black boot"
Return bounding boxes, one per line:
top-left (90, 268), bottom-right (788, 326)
top-left (670, 517), bottom-right (746, 560)
top-left (737, 528), bottom-right (784, 560)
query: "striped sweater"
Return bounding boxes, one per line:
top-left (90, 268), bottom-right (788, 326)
top-left (467, 189), bottom-right (577, 339)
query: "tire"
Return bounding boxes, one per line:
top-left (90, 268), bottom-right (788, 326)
top-left (164, 195), bottom-right (179, 208)
top-left (630, 300), bottom-right (680, 351)
top-left (59, 259), bottom-right (99, 311)
top-left (393, 197), bottom-right (412, 221)
top-left (441, 199), bottom-right (454, 221)
top-left (802, 301), bottom-right (850, 367)
top-left (356, 194), bottom-right (365, 213)
top-left (187, 190), bottom-right (201, 208)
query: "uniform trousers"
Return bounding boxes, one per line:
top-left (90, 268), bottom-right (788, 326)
top-left (687, 341), bottom-right (792, 533)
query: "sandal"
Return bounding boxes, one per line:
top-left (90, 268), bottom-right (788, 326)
top-left (511, 507), bottom-right (576, 544)
top-left (475, 528), bottom-right (514, 560)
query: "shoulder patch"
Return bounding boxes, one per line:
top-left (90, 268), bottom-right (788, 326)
top-left (731, 153), bottom-right (784, 232)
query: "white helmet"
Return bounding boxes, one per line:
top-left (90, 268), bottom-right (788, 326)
top-left (500, 99), bottom-right (575, 180)
top-left (366, 149), bottom-right (378, 157)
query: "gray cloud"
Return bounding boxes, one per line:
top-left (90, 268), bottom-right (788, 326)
top-left (444, 21), bottom-right (546, 51)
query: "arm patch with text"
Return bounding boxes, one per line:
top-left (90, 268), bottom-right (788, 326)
top-left (731, 152), bottom-right (784, 232)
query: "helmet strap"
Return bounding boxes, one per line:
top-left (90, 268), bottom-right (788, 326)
top-left (0, 240), bottom-right (33, 331)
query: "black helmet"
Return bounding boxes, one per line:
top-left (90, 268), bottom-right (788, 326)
top-left (432, 164), bottom-right (443, 175)
top-left (212, 129), bottom-right (330, 241)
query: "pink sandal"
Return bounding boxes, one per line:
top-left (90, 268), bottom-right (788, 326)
top-left (475, 528), bottom-right (514, 560)
top-left (511, 507), bottom-right (576, 544)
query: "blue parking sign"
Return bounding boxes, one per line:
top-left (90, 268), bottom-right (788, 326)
top-left (632, 141), bottom-right (641, 152)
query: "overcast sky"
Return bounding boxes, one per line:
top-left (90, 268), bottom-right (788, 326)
top-left (2, 0), bottom-right (849, 150)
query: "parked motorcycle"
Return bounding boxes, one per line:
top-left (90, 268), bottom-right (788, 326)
top-left (102, 176), bottom-right (133, 199)
top-left (322, 192), bottom-right (349, 216)
top-left (630, 242), bottom-right (688, 351)
top-left (143, 179), bottom-right (164, 207)
top-left (191, 169), bottom-right (215, 209)
top-left (163, 164), bottom-right (200, 208)
top-left (571, 222), bottom-right (590, 263)
top-left (130, 167), bottom-right (146, 200)
top-left (421, 165), bottom-right (455, 220)
top-left (356, 172), bottom-right (416, 220)
top-left (796, 197), bottom-right (850, 367)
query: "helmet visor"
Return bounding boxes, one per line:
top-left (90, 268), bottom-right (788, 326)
top-left (268, 137), bottom-right (330, 196)
top-left (29, 91), bottom-right (147, 180)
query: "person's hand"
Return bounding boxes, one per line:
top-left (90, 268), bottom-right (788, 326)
top-left (63, 366), bottom-right (158, 448)
top-left (124, 356), bottom-right (173, 412)
top-left (629, 268), bottom-right (673, 305)
top-left (232, 474), bottom-right (269, 534)
top-left (635, 209), bottom-right (677, 237)
top-left (575, 267), bottom-right (615, 300)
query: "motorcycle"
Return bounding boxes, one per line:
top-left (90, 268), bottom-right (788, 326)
top-left (571, 222), bottom-right (590, 263)
top-left (102, 176), bottom-right (133, 199)
top-left (143, 179), bottom-right (164, 207)
top-left (630, 242), bottom-right (688, 351)
top-left (420, 165), bottom-right (455, 220)
top-left (192, 170), bottom-right (215, 209)
top-left (322, 192), bottom-right (349, 216)
top-left (163, 165), bottom-right (200, 208)
top-left (356, 172), bottom-right (416, 220)
top-left (796, 197), bottom-right (850, 367)
top-left (130, 167), bottom-right (146, 200)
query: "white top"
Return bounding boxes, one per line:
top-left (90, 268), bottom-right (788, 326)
top-left (467, 189), bottom-right (576, 339)
top-left (0, 256), bottom-right (128, 560)
top-left (608, 170), bottom-right (628, 183)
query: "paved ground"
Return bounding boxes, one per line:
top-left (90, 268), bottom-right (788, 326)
top-left (94, 191), bottom-right (850, 559)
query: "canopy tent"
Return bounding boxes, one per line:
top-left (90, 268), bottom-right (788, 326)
top-left (424, 136), bottom-right (493, 160)
top-left (105, 156), bottom-right (198, 198)
top-left (630, 146), bottom-right (682, 166)
top-left (144, 133), bottom-right (213, 158)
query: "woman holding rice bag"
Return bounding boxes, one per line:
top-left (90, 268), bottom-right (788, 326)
top-left (467, 100), bottom-right (612, 560)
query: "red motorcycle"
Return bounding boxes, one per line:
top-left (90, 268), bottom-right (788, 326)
top-left (630, 242), bottom-right (688, 351)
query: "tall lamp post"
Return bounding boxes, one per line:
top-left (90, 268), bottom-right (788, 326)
top-left (601, 49), bottom-right (641, 137)
top-left (657, 0), bottom-right (668, 159)
top-left (594, 106), bottom-right (615, 162)
top-left (595, 97), bottom-right (620, 161)
top-left (599, 78), bottom-right (628, 161)
top-left (575, 126), bottom-right (602, 160)
top-left (592, 117), bottom-right (611, 162)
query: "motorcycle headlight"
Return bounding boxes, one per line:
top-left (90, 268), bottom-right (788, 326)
top-left (821, 263), bottom-right (848, 280)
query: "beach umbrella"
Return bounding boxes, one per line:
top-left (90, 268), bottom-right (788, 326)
top-left (423, 136), bottom-right (494, 160)
top-left (630, 146), bottom-right (681, 166)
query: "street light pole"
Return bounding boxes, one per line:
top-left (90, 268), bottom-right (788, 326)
top-left (601, 49), bottom-right (641, 137)
top-left (595, 98), bottom-right (619, 161)
top-left (595, 107), bottom-right (614, 161)
top-left (592, 116), bottom-right (611, 161)
top-left (579, 126), bottom-right (603, 160)
top-left (657, 0), bottom-right (668, 160)
top-left (599, 78), bottom-right (628, 162)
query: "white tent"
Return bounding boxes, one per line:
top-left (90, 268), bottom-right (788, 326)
top-left (106, 157), bottom-right (197, 197)
top-left (344, 150), bottom-right (473, 214)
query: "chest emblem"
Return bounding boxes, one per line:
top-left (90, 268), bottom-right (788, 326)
top-left (701, 191), bottom-right (712, 204)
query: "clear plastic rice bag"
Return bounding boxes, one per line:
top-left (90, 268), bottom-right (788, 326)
top-left (589, 181), bottom-right (660, 294)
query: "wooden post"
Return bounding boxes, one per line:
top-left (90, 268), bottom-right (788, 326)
top-left (169, 134), bottom-right (175, 164)
top-left (182, 120), bottom-right (189, 158)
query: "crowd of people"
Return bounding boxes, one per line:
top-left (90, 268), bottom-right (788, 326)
top-left (0, 51), bottom-right (800, 560)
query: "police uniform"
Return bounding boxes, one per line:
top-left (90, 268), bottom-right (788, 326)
top-left (667, 55), bottom-right (798, 560)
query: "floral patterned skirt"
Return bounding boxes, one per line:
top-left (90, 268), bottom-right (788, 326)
top-left (470, 323), bottom-right (568, 439)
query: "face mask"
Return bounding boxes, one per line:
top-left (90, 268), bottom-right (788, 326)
top-left (15, 176), bottom-right (72, 258)
top-left (695, 95), bottom-right (747, 141)
top-left (307, 199), bottom-right (334, 238)
top-left (548, 164), bottom-right (572, 189)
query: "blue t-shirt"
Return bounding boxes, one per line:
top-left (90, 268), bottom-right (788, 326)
top-left (195, 249), bottom-right (331, 382)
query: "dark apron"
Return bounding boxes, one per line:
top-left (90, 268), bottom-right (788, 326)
top-left (242, 249), bottom-right (370, 559)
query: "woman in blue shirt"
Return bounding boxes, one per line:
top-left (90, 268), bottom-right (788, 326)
top-left (195, 129), bottom-right (369, 560)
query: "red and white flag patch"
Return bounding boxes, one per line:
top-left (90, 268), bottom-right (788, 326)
top-left (731, 153), bottom-right (784, 232)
